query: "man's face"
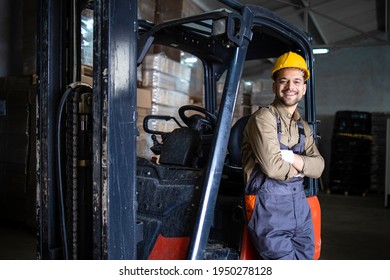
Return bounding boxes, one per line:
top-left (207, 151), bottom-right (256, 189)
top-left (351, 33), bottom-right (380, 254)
top-left (272, 68), bottom-right (307, 107)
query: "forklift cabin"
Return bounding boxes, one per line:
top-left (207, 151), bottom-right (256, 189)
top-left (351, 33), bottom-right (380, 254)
top-left (36, 0), bottom-right (321, 260)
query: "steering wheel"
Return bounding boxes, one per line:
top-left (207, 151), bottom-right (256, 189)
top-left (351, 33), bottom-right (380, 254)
top-left (178, 105), bottom-right (217, 133)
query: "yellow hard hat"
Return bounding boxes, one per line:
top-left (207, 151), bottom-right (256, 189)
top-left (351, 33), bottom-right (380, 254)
top-left (271, 51), bottom-right (310, 81)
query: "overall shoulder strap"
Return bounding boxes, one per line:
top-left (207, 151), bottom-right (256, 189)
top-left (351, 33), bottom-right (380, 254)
top-left (297, 119), bottom-right (306, 144)
top-left (273, 111), bottom-right (282, 142)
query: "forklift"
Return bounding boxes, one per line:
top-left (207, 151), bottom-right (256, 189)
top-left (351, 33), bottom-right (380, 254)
top-left (36, 0), bottom-right (321, 260)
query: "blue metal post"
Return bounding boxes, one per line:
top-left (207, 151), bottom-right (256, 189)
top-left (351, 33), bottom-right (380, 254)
top-left (93, 0), bottom-right (138, 259)
top-left (188, 6), bottom-right (253, 260)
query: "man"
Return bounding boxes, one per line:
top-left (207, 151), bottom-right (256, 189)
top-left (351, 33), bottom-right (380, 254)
top-left (241, 51), bottom-right (325, 260)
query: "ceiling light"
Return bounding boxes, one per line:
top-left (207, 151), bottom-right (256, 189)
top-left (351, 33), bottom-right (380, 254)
top-left (183, 57), bottom-right (198, 64)
top-left (313, 48), bottom-right (329, 55)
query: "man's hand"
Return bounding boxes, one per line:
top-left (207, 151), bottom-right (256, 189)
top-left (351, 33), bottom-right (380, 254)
top-left (281, 150), bottom-right (305, 177)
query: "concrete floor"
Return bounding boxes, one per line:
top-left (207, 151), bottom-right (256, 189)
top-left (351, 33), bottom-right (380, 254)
top-left (319, 192), bottom-right (390, 260)
top-left (0, 192), bottom-right (389, 260)
top-left (0, 220), bottom-right (36, 260)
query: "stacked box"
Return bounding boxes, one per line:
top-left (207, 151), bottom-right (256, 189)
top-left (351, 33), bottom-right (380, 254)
top-left (81, 65), bottom-right (93, 86)
top-left (329, 111), bottom-right (372, 194)
top-left (142, 70), bottom-right (190, 93)
top-left (137, 53), bottom-right (192, 159)
top-left (137, 87), bottom-right (189, 108)
top-left (137, 0), bottom-right (156, 22)
top-left (370, 112), bottom-right (390, 193)
top-left (142, 53), bottom-right (192, 80)
top-left (217, 79), bottom-right (252, 125)
top-left (251, 78), bottom-right (274, 112)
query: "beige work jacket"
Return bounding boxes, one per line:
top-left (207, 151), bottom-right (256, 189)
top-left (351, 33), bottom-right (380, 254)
top-left (241, 99), bottom-right (325, 183)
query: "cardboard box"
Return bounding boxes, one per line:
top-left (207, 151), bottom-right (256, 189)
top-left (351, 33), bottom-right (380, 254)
top-left (137, 87), bottom-right (189, 108)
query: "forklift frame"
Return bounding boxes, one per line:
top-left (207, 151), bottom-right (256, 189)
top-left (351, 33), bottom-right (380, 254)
top-left (37, 0), bottom-right (319, 260)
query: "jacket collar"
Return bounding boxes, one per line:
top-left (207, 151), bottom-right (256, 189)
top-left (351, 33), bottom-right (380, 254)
top-left (272, 99), bottom-right (301, 121)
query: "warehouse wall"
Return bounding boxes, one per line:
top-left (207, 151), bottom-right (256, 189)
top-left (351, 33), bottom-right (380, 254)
top-left (0, 0), bottom-right (24, 77)
top-left (0, 0), bottom-right (36, 227)
top-left (0, 77), bottom-right (36, 226)
top-left (315, 45), bottom-right (390, 189)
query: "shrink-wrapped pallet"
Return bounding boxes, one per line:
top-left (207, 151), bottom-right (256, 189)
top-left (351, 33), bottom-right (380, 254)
top-left (137, 87), bottom-right (189, 108)
top-left (142, 53), bottom-right (192, 81)
top-left (251, 79), bottom-right (274, 112)
top-left (142, 70), bottom-right (190, 93)
top-left (217, 79), bottom-right (252, 125)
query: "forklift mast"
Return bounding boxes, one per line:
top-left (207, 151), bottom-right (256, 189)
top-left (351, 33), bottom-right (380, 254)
top-left (37, 0), bottom-right (319, 260)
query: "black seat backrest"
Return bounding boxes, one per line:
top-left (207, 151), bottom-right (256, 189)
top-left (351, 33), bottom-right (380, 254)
top-left (227, 115), bottom-right (250, 167)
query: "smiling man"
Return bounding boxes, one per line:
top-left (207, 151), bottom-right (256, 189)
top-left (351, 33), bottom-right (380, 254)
top-left (241, 51), bottom-right (325, 260)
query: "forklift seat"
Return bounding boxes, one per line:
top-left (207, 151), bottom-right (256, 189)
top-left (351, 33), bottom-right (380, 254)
top-left (227, 115), bottom-right (250, 167)
top-left (219, 115), bottom-right (251, 196)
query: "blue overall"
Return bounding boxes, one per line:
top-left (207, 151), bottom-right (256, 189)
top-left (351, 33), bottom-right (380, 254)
top-left (245, 117), bottom-right (314, 260)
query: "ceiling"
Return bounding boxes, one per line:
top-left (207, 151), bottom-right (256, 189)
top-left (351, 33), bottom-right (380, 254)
top-left (191, 0), bottom-right (390, 50)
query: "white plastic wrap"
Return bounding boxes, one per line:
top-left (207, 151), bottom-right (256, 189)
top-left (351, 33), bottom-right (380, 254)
top-left (142, 53), bottom-right (191, 81)
top-left (251, 78), bottom-right (275, 110)
top-left (142, 70), bottom-right (190, 94)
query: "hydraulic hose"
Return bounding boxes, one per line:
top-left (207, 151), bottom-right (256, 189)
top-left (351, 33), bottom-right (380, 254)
top-left (56, 82), bottom-right (92, 260)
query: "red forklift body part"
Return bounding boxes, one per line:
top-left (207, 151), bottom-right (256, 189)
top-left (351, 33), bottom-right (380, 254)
top-left (307, 195), bottom-right (321, 260)
top-left (241, 194), bottom-right (321, 260)
top-left (245, 194), bottom-right (257, 221)
top-left (148, 235), bottom-right (190, 260)
top-left (239, 223), bottom-right (258, 260)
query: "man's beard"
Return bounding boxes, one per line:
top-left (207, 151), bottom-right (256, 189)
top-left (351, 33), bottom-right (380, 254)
top-left (276, 91), bottom-right (302, 107)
